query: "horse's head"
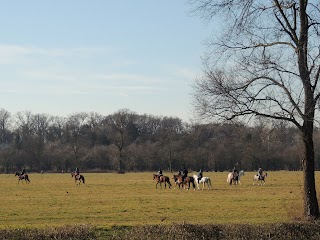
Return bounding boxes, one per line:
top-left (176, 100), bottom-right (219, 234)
top-left (173, 175), bottom-right (182, 183)
top-left (14, 172), bottom-right (20, 176)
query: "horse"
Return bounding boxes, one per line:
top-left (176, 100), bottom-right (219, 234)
top-left (227, 170), bottom-right (244, 185)
top-left (71, 172), bottom-right (85, 184)
top-left (152, 174), bottom-right (172, 189)
top-left (172, 174), bottom-right (196, 190)
top-left (253, 174), bottom-right (266, 185)
top-left (193, 175), bottom-right (212, 190)
top-left (14, 172), bottom-right (30, 184)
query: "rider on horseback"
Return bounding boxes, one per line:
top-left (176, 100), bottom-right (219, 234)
top-left (21, 167), bottom-right (26, 177)
top-left (232, 167), bottom-right (238, 180)
top-left (197, 169), bottom-right (203, 184)
top-left (182, 167), bottom-right (188, 183)
top-left (258, 167), bottom-right (263, 180)
top-left (75, 167), bottom-right (80, 177)
top-left (158, 168), bottom-right (163, 180)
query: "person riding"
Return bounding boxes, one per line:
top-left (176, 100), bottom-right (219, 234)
top-left (258, 167), bottom-right (263, 180)
top-left (182, 167), bottom-right (188, 183)
top-left (232, 167), bottom-right (238, 180)
top-left (75, 167), bottom-right (80, 177)
top-left (158, 168), bottom-right (163, 180)
top-left (21, 167), bottom-right (26, 176)
top-left (197, 169), bottom-right (203, 184)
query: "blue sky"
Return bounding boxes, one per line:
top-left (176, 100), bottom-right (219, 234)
top-left (0, 1), bottom-right (210, 122)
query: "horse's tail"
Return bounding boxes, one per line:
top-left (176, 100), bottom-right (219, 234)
top-left (208, 178), bottom-right (212, 187)
top-left (26, 175), bottom-right (30, 182)
top-left (191, 178), bottom-right (196, 189)
top-left (82, 176), bottom-right (85, 184)
top-left (166, 178), bottom-right (172, 187)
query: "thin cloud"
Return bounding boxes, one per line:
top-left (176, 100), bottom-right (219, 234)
top-left (0, 44), bottom-right (117, 64)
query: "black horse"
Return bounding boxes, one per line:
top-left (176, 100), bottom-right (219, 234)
top-left (15, 172), bottom-right (30, 184)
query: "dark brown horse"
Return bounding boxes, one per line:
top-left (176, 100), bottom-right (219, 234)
top-left (71, 172), bottom-right (85, 184)
top-left (172, 174), bottom-right (196, 190)
top-left (15, 172), bottom-right (30, 184)
top-left (153, 174), bottom-right (171, 189)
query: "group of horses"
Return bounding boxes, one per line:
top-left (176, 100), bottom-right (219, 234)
top-left (14, 171), bottom-right (85, 185)
top-left (227, 170), bottom-right (266, 185)
top-left (153, 170), bottom-right (267, 190)
top-left (153, 173), bottom-right (212, 190)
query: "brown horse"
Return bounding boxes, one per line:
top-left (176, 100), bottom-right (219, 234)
top-left (15, 172), bottom-right (30, 184)
top-left (172, 174), bottom-right (196, 190)
top-left (153, 174), bottom-right (172, 189)
top-left (71, 172), bottom-right (85, 184)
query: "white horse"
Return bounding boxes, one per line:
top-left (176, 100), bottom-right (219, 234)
top-left (227, 170), bottom-right (244, 185)
top-left (253, 174), bottom-right (266, 185)
top-left (193, 175), bottom-right (212, 190)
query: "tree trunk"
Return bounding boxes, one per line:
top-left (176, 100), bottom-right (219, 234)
top-left (302, 124), bottom-right (319, 219)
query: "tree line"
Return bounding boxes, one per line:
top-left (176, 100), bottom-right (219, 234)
top-left (0, 107), bottom-right (318, 174)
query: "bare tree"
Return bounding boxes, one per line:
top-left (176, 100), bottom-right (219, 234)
top-left (66, 112), bottom-right (89, 168)
top-left (0, 108), bottom-right (11, 144)
top-left (107, 109), bottom-right (138, 173)
top-left (190, 0), bottom-right (320, 219)
top-left (32, 113), bottom-right (52, 172)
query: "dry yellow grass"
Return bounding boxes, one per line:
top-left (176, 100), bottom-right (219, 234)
top-left (0, 170), bottom-right (317, 229)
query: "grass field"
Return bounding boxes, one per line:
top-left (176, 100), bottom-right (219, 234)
top-left (0, 171), bottom-right (315, 230)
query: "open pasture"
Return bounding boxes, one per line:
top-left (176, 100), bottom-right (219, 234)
top-left (0, 171), bottom-right (316, 229)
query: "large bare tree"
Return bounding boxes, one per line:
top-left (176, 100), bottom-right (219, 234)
top-left (190, 0), bottom-right (320, 219)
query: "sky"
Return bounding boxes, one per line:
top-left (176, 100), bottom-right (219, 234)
top-left (0, 1), bottom-right (211, 122)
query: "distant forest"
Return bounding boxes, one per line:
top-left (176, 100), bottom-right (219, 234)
top-left (0, 108), bottom-right (319, 174)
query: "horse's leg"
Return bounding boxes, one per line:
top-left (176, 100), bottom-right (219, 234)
top-left (195, 180), bottom-right (198, 190)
